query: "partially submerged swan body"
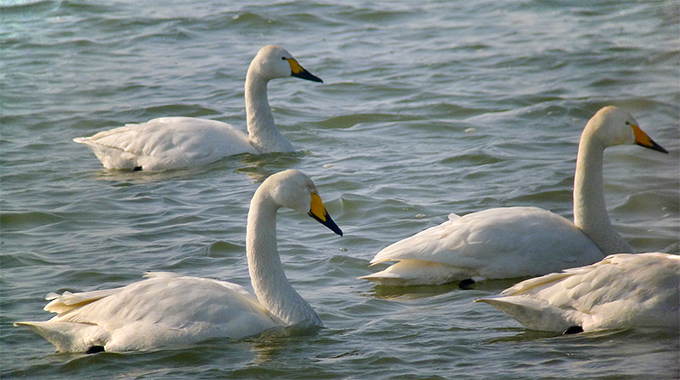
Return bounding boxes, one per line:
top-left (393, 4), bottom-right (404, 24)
top-left (475, 253), bottom-right (680, 333)
top-left (361, 107), bottom-right (668, 286)
top-left (15, 170), bottom-right (343, 353)
top-left (74, 45), bottom-right (323, 171)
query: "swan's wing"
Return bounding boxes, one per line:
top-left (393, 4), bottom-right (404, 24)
top-left (74, 117), bottom-right (257, 170)
top-left (370, 207), bottom-right (604, 280)
top-left (40, 272), bottom-right (184, 314)
top-left (477, 253), bottom-right (680, 331)
top-left (15, 275), bottom-right (281, 352)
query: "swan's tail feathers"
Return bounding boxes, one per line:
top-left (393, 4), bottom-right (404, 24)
top-left (359, 260), bottom-right (470, 286)
top-left (44, 288), bottom-right (120, 314)
top-left (447, 213), bottom-right (461, 221)
top-left (143, 271), bottom-right (184, 279)
top-left (14, 321), bottom-right (109, 353)
top-left (359, 270), bottom-right (406, 287)
top-left (73, 135), bottom-right (139, 170)
top-left (474, 296), bottom-right (575, 332)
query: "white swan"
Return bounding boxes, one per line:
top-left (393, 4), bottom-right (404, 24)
top-left (74, 45), bottom-right (323, 171)
top-left (361, 106), bottom-right (668, 286)
top-left (14, 169), bottom-right (343, 353)
top-left (475, 253), bottom-right (680, 333)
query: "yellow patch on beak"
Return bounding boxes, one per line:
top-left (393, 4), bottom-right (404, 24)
top-left (631, 124), bottom-right (650, 145)
top-left (308, 193), bottom-right (343, 236)
top-left (285, 58), bottom-right (323, 83)
top-left (309, 193), bottom-right (326, 222)
top-left (631, 124), bottom-right (669, 154)
top-left (285, 58), bottom-right (305, 75)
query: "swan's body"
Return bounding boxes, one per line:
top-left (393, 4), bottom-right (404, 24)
top-left (361, 107), bottom-right (668, 286)
top-left (475, 253), bottom-right (680, 332)
top-left (15, 170), bottom-right (343, 352)
top-left (74, 45), bottom-right (323, 171)
top-left (362, 208), bottom-right (605, 286)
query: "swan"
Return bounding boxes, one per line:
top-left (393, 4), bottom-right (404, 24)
top-left (74, 45), bottom-right (323, 171)
top-left (360, 106), bottom-right (668, 286)
top-left (14, 169), bottom-right (343, 353)
top-left (475, 252), bottom-right (680, 333)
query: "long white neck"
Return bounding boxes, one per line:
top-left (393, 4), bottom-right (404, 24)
top-left (245, 191), bottom-right (322, 327)
top-left (573, 129), bottom-right (633, 255)
top-left (244, 70), bottom-right (295, 153)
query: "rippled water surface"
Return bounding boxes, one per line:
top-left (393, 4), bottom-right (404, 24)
top-left (2, 0), bottom-right (679, 379)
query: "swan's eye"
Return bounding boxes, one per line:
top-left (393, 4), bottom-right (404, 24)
top-left (281, 57), bottom-right (287, 60)
top-left (625, 121), bottom-right (630, 125)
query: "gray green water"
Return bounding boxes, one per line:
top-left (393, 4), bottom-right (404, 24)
top-left (2, 0), bottom-right (679, 378)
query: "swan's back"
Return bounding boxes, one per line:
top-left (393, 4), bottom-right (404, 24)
top-left (369, 207), bottom-right (603, 282)
top-left (74, 117), bottom-right (256, 170)
top-left (476, 253), bottom-right (680, 332)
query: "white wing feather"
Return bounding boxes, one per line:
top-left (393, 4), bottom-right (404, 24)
top-left (476, 253), bottom-right (680, 332)
top-left (74, 117), bottom-right (256, 170)
top-left (369, 207), bottom-right (603, 282)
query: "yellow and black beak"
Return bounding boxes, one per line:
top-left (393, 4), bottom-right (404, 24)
top-left (308, 193), bottom-right (343, 236)
top-left (285, 58), bottom-right (323, 83)
top-left (632, 124), bottom-right (668, 154)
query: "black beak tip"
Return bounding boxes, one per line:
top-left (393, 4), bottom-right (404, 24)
top-left (638, 140), bottom-right (669, 154)
top-left (292, 70), bottom-right (323, 83)
top-left (655, 144), bottom-right (669, 154)
top-left (324, 218), bottom-right (343, 236)
top-left (309, 212), bottom-right (343, 236)
top-left (305, 74), bottom-right (323, 83)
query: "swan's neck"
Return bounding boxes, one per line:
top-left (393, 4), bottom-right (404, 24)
top-left (244, 71), bottom-right (294, 153)
top-left (245, 192), bottom-right (321, 327)
top-left (573, 132), bottom-right (633, 254)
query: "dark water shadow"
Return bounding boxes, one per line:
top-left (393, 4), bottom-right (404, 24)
top-left (85, 150), bottom-right (306, 185)
top-left (364, 277), bottom-right (528, 300)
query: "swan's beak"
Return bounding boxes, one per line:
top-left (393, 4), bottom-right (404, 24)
top-left (631, 124), bottom-right (668, 154)
top-left (308, 193), bottom-right (343, 236)
top-left (286, 58), bottom-right (323, 83)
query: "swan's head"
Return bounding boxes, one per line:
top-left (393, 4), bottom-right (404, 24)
top-left (249, 45), bottom-right (323, 83)
top-left (264, 169), bottom-right (342, 236)
top-left (586, 106), bottom-right (667, 153)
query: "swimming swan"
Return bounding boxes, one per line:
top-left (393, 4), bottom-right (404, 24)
top-left (361, 106), bottom-right (668, 286)
top-left (15, 169), bottom-right (343, 353)
top-left (74, 45), bottom-right (323, 171)
top-left (475, 252), bottom-right (680, 333)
